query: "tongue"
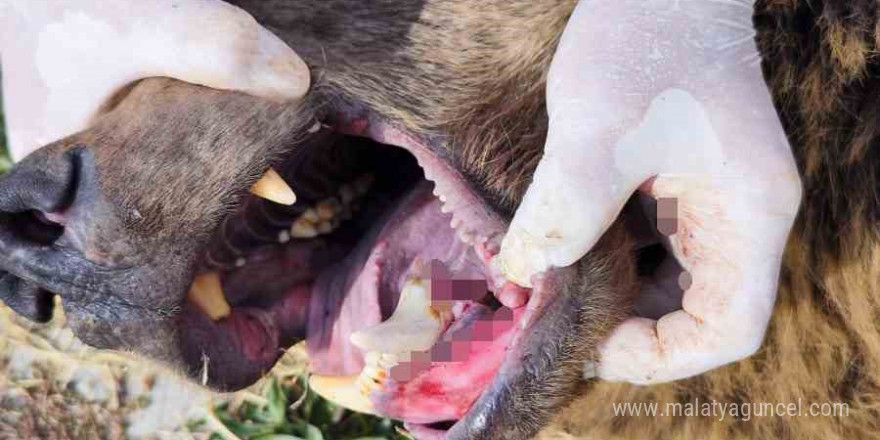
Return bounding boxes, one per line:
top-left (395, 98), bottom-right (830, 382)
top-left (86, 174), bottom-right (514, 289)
top-left (306, 242), bottom-right (386, 375)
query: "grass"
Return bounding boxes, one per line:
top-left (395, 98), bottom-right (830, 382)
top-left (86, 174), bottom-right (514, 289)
top-left (201, 376), bottom-right (411, 440)
top-left (0, 93), bottom-right (10, 174)
top-left (0, 91), bottom-right (405, 440)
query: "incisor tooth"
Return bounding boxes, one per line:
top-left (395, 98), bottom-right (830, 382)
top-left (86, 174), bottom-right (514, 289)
top-left (250, 168), bottom-right (297, 206)
top-left (309, 375), bottom-right (379, 416)
top-left (350, 277), bottom-right (447, 354)
top-left (188, 273), bottom-right (231, 321)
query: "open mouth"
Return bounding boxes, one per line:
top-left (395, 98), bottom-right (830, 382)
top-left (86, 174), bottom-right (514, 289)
top-left (179, 116), bottom-right (548, 437)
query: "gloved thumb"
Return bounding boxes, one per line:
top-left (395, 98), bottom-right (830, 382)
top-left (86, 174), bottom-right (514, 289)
top-left (496, 121), bottom-right (650, 287)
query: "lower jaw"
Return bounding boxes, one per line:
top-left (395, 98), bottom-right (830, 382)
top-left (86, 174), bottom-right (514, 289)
top-left (301, 182), bottom-right (530, 424)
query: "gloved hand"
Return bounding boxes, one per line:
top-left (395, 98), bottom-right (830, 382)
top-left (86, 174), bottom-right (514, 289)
top-left (0, 0), bottom-right (309, 160)
top-left (496, 0), bottom-right (802, 384)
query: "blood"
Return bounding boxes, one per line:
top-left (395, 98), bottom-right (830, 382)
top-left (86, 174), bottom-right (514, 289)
top-left (372, 308), bottom-right (525, 424)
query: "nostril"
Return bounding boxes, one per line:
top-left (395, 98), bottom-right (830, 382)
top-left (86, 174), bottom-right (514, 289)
top-left (0, 147), bottom-right (84, 214)
top-left (0, 272), bottom-right (56, 323)
top-left (4, 210), bottom-right (65, 245)
top-left (0, 148), bottom-right (89, 246)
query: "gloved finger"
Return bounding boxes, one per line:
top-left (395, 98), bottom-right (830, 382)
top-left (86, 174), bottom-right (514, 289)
top-left (496, 122), bottom-right (653, 287)
top-left (596, 170), bottom-right (800, 384)
top-left (496, 82), bottom-right (738, 287)
top-left (1, 0), bottom-right (309, 161)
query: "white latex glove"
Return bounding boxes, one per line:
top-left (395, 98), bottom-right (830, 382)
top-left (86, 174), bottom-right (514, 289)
top-left (497, 0), bottom-right (802, 384)
top-left (0, 0), bottom-right (309, 161)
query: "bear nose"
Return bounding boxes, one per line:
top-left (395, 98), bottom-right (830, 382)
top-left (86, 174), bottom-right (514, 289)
top-left (0, 147), bottom-right (85, 246)
top-left (0, 271), bottom-right (55, 323)
top-left (0, 147), bottom-right (91, 323)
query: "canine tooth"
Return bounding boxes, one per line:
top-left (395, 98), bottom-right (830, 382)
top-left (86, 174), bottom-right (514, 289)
top-left (308, 120), bottom-right (322, 133)
top-left (188, 273), bottom-right (231, 321)
top-left (235, 257), bottom-right (247, 268)
top-left (309, 375), bottom-right (379, 416)
top-left (301, 208), bottom-right (320, 223)
top-left (290, 220), bottom-right (319, 238)
top-left (350, 277), bottom-right (447, 354)
top-left (250, 168), bottom-right (297, 206)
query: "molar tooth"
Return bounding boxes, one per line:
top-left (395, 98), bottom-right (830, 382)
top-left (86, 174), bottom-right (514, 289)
top-left (250, 168), bottom-right (297, 206)
top-left (309, 375), bottom-right (379, 416)
top-left (301, 208), bottom-right (320, 223)
top-left (317, 198), bottom-right (341, 220)
top-left (290, 219), bottom-right (319, 238)
top-left (188, 273), bottom-right (231, 321)
top-left (350, 277), bottom-right (447, 354)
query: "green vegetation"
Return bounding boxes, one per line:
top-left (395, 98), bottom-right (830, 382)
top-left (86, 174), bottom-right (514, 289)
top-left (202, 376), bottom-right (410, 440)
top-left (0, 92), bottom-right (10, 174)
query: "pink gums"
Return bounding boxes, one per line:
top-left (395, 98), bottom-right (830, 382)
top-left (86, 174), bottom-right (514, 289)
top-left (373, 308), bottom-right (525, 424)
